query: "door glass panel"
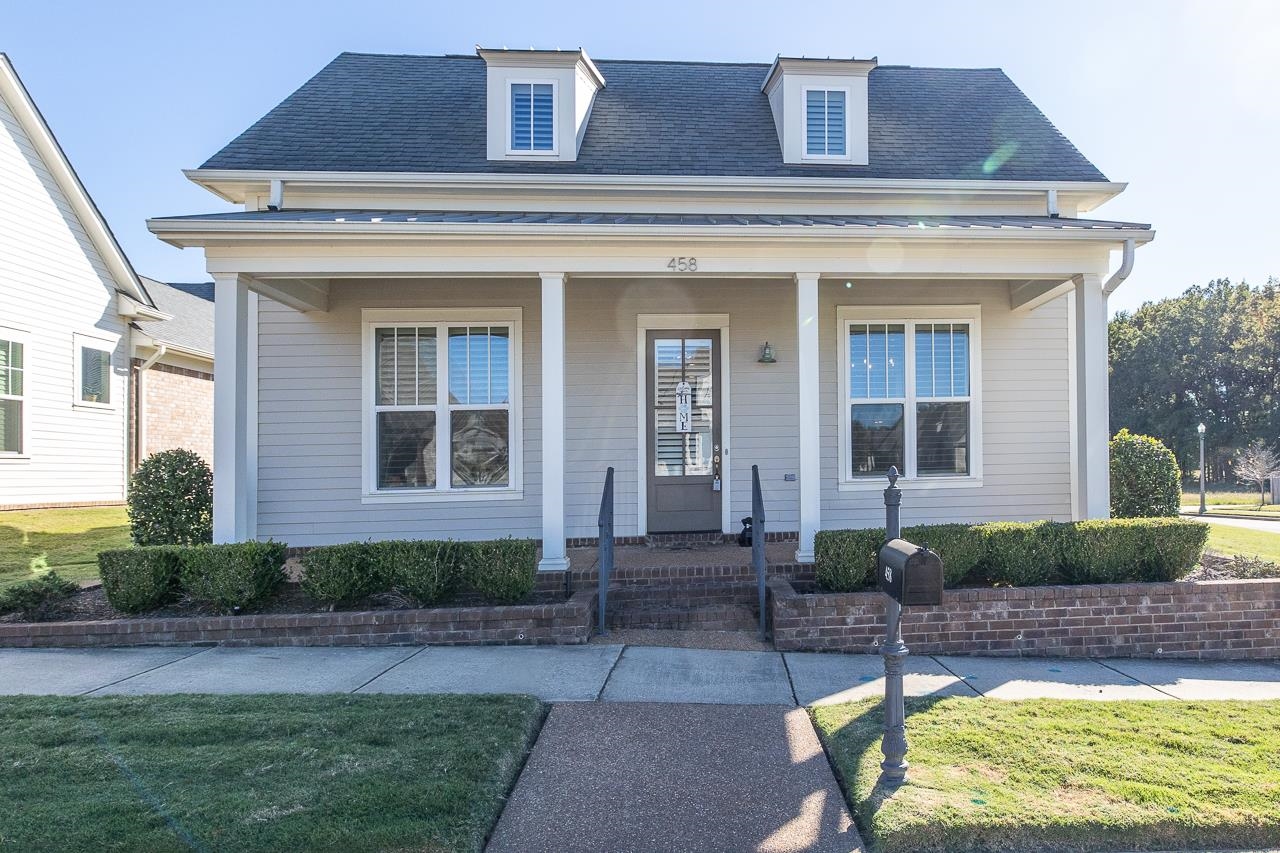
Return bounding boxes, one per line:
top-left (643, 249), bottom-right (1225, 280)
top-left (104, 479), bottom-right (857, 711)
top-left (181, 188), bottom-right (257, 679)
top-left (850, 402), bottom-right (904, 477)
top-left (653, 337), bottom-right (714, 477)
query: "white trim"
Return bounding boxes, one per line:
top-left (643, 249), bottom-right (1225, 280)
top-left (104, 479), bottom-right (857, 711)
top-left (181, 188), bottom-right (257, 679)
top-left (795, 274), bottom-right (820, 563)
top-left (213, 274), bottom-right (251, 542)
top-left (1066, 294), bottom-right (1079, 520)
top-left (1072, 274), bottom-right (1110, 519)
top-left (360, 307), bottom-right (524, 502)
top-left (71, 331), bottom-right (120, 411)
top-left (635, 313), bottom-right (732, 536)
top-left (0, 325), bottom-right (31, 460)
top-left (539, 274), bottom-right (568, 571)
top-left (800, 86), bottom-right (852, 162)
top-left (246, 292), bottom-right (258, 539)
top-left (505, 79), bottom-right (559, 157)
top-left (835, 303), bottom-right (984, 488)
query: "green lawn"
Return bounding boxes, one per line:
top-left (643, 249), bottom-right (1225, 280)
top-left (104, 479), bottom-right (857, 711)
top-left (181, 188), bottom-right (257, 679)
top-left (0, 506), bottom-right (130, 590)
top-left (812, 697), bottom-right (1280, 853)
top-left (0, 693), bottom-right (544, 852)
top-left (1181, 488), bottom-right (1275, 508)
top-left (1204, 524), bottom-right (1280, 565)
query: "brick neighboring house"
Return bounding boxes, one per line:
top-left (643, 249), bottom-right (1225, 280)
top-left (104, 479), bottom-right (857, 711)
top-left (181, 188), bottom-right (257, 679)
top-left (130, 279), bottom-right (214, 467)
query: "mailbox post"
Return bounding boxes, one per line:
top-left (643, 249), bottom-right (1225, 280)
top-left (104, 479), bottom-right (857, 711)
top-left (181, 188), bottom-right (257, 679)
top-left (876, 466), bottom-right (944, 783)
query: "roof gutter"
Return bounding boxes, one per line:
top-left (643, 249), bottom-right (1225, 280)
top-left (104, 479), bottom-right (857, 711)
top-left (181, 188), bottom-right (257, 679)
top-left (1102, 238), bottom-right (1136, 296)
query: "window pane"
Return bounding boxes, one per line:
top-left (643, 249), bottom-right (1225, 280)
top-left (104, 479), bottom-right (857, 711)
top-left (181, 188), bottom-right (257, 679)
top-left (377, 410), bottom-right (436, 489)
top-left (806, 90), bottom-right (825, 154)
top-left (916, 323), bottom-right (970, 398)
top-left (849, 324), bottom-right (905, 399)
top-left (416, 327), bottom-right (437, 405)
top-left (451, 410), bottom-right (510, 487)
top-left (851, 403), bottom-right (904, 477)
top-left (489, 328), bottom-right (510, 404)
top-left (511, 83), bottom-right (531, 149)
top-left (917, 402), bottom-right (970, 476)
top-left (375, 328), bottom-right (397, 405)
top-left (826, 90), bottom-right (845, 155)
top-left (80, 348), bottom-right (111, 403)
top-left (448, 326), bottom-right (509, 405)
top-left (532, 83), bottom-right (554, 150)
top-left (394, 328), bottom-right (417, 405)
top-left (0, 399), bottom-right (20, 453)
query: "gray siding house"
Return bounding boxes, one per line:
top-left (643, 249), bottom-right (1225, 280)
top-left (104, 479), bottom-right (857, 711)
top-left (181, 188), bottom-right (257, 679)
top-left (149, 48), bottom-right (1152, 569)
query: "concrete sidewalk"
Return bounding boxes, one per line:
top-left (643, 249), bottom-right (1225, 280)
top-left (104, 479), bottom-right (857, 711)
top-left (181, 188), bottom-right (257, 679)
top-left (2, 644), bottom-right (1279, 703)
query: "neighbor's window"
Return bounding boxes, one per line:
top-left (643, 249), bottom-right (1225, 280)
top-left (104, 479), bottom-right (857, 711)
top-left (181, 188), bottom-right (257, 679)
top-left (0, 337), bottom-right (23, 454)
top-left (805, 88), bottom-right (846, 156)
top-left (79, 345), bottom-right (112, 404)
top-left (510, 82), bottom-right (554, 152)
top-left (845, 315), bottom-right (976, 481)
top-left (370, 314), bottom-right (518, 494)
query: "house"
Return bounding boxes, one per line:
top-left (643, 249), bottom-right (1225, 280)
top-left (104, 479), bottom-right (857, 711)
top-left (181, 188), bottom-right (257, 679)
top-left (0, 54), bottom-right (213, 509)
top-left (148, 48), bottom-right (1153, 569)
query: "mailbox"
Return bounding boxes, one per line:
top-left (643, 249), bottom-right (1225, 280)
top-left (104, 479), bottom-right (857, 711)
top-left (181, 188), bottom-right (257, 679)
top-left (877, 539), bottom-right (944, 606)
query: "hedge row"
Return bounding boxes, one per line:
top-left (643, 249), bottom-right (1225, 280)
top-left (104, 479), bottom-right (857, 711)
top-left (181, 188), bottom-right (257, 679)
top-left (300, 538), bottom-right (536, 607)
top-left (98, 541), bottom-right (288, 614)
top-left (814, 518), bottom-right (1208, 592)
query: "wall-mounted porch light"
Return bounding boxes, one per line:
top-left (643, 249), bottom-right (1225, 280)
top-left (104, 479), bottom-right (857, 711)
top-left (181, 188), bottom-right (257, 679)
top-left (758, 341), bottom-right (777, 364)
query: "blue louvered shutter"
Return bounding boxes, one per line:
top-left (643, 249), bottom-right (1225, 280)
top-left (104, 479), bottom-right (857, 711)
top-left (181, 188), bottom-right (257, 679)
top-left (805, 90), bottom-right (846, 156)
top-left (511, 82), bottom-right (554, 151)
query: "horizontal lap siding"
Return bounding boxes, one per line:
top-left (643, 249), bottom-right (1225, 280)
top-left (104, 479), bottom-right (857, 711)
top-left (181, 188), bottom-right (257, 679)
top-left (255, 279), bottom-right (542, 546)
top-left (819, 280), bottom-right (1071, 528)
top-left (0, 95), bottom-right (127, 506)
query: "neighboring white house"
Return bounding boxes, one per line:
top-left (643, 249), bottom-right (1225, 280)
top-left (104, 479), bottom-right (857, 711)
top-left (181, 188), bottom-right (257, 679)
top-left (149, 48), bottom-right (1153, 568)
top-left (0, 54), bottom-right (212, 509)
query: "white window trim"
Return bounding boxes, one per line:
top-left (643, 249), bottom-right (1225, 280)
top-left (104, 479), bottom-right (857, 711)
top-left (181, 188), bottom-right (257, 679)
top-left (361, 307), bottom-right (523, 504)
top-left (0, 326), bottom-right (30, 460)
top-left (506, 79), bottom-right (559, 157)
top-left (801, 85), bottom-right (851, 161)
top-left (72, 331), bottom-right (119, 412)
top-left (836, 305), bottom-right (983, 491)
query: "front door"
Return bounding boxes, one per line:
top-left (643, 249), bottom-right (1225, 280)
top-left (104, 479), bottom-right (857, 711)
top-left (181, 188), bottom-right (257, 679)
top-left (646, 330), bottom-right (722, 533)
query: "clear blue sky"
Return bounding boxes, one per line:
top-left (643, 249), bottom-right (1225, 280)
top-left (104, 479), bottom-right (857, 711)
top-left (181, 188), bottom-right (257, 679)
top-left (4, 0), bottom-right (1276, 313)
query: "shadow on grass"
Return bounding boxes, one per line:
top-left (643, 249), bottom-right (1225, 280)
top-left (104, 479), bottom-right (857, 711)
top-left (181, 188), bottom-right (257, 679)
top-left (0, 524), bottom-right (131, 586)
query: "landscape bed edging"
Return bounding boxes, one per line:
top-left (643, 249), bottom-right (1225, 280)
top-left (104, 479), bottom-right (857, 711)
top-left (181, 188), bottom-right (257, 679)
top-left (0, 589), bottom-right (595, 649)
top-left (769, 577), bottom-right (1280, 659)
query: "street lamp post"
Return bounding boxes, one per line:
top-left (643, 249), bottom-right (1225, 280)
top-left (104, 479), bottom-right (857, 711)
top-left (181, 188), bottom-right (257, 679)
top-left (1198, 423), bottom-right (1207, 515)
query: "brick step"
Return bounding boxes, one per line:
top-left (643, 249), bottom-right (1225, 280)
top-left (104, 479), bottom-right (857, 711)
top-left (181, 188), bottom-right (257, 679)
top-left (607, 603), bottom-right (760, 632)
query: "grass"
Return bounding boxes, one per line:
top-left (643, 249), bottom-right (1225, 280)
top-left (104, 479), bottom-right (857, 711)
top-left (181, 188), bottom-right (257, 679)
top-left (0, 506), bottom-right (130, 590)
top-left (1204, 524), bottom-right (1280, 565)
top-left (812, 697), bottom-right (1280, 853)
top-left (1180, 488), bottom-right (1275, 508)
top-left (0, 693), bottom-right (544, 852)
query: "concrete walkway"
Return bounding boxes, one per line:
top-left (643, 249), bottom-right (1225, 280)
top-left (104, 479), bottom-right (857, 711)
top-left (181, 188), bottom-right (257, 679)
top-left (1185, 512), bottom-right (1280, 533)
top-left (3, 644), bottom-right (1280, 702)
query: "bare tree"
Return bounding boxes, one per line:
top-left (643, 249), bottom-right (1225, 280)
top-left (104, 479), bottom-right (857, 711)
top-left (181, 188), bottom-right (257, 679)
top-left (1233, 439), bottom-right (1280, 507)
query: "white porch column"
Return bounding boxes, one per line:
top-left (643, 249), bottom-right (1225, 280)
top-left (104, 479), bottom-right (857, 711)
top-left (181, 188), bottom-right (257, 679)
top-left (796, 272), bottom-right (821, 563)
top-left (1073, 273), bottom-right (1111, 519)
top-left (212, 273), bottom-right (252, 542)
top-left (538, 272), bottom-right (569, 571)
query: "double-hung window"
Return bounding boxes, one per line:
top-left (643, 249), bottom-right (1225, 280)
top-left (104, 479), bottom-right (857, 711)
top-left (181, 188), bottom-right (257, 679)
top-left (0, 335), bottom-right (25, 455)
top-left (510, 82), bottom-right (555, 153)
top-left (73, 333), bottom-right (116, 408)
top-left (839, 307), bottom-right (981, 486)
top-left (364, 309), bottom-right (521, 500)
top-left (805, 88), bottom-right (846, 157)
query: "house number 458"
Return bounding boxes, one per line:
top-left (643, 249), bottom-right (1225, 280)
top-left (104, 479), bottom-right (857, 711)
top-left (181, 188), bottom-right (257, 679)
top-left (667, 257), bottom-right (698, 272)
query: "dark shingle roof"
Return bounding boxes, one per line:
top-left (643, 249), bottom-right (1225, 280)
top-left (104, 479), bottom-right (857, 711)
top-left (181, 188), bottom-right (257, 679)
top-left (165, 281), bottom-right (214, 302)
top-left (136, 278), bottom-right (214, 356)
top-left (152, 211), bottom-right (1148, 231)
top-left (200, 53), bottom-right (1107, 182)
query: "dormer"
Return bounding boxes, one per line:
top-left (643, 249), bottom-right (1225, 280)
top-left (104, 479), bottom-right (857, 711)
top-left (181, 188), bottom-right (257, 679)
top-left (762, 56), bottom-right (877, 166)
top-left (479, 47), bottom-right (605, 162)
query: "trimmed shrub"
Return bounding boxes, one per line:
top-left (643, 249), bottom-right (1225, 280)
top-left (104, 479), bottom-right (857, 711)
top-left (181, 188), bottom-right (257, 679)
top-left (904, 523), bottom-right (985, 587)
top-left (1140, 518), bottom-right (1209, 581)
top-left (1110, 429), bottom-right (1181, 519)
top-left (178, 541), bottom-right (287, 611)
top-left (814, 527), bottom-right (884, 592)
top-left (0, 572), bottom-right (79, 617)
top-left (98, 547), bottom-right (183, 613)
top-left (379, 540), bottom-right (463, 607)
top-left (460, 538), bottom-right (537, 604)
top-left (975, 521), bottom-right (1060, 587)
top-left (301, 542), bottom-right (384, 606)
top-left (128, 449), bottom-right (213, 546)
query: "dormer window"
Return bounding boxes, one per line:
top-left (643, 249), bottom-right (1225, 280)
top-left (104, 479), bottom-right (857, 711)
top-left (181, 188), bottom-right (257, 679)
top-left (510, 82), bottom-right (555, 152)
top-left (805, 89), bottom-right (846, 157)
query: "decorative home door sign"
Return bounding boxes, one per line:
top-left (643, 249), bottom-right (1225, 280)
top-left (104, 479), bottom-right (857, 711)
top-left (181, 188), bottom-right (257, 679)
top-left (675, 380), bottom-right (692, 432)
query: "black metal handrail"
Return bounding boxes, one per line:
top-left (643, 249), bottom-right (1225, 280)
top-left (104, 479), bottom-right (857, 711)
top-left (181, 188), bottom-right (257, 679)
top-left (596, 467), bottom-right (615, 637)
top-left (751, 464), bottom-right (767, 641)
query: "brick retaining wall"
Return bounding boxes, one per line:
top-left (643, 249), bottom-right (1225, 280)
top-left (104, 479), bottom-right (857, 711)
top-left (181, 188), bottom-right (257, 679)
top-left (769, 578), bottom-right (1280, 659)
top-left (0, 590), bottom-right (594, 649)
